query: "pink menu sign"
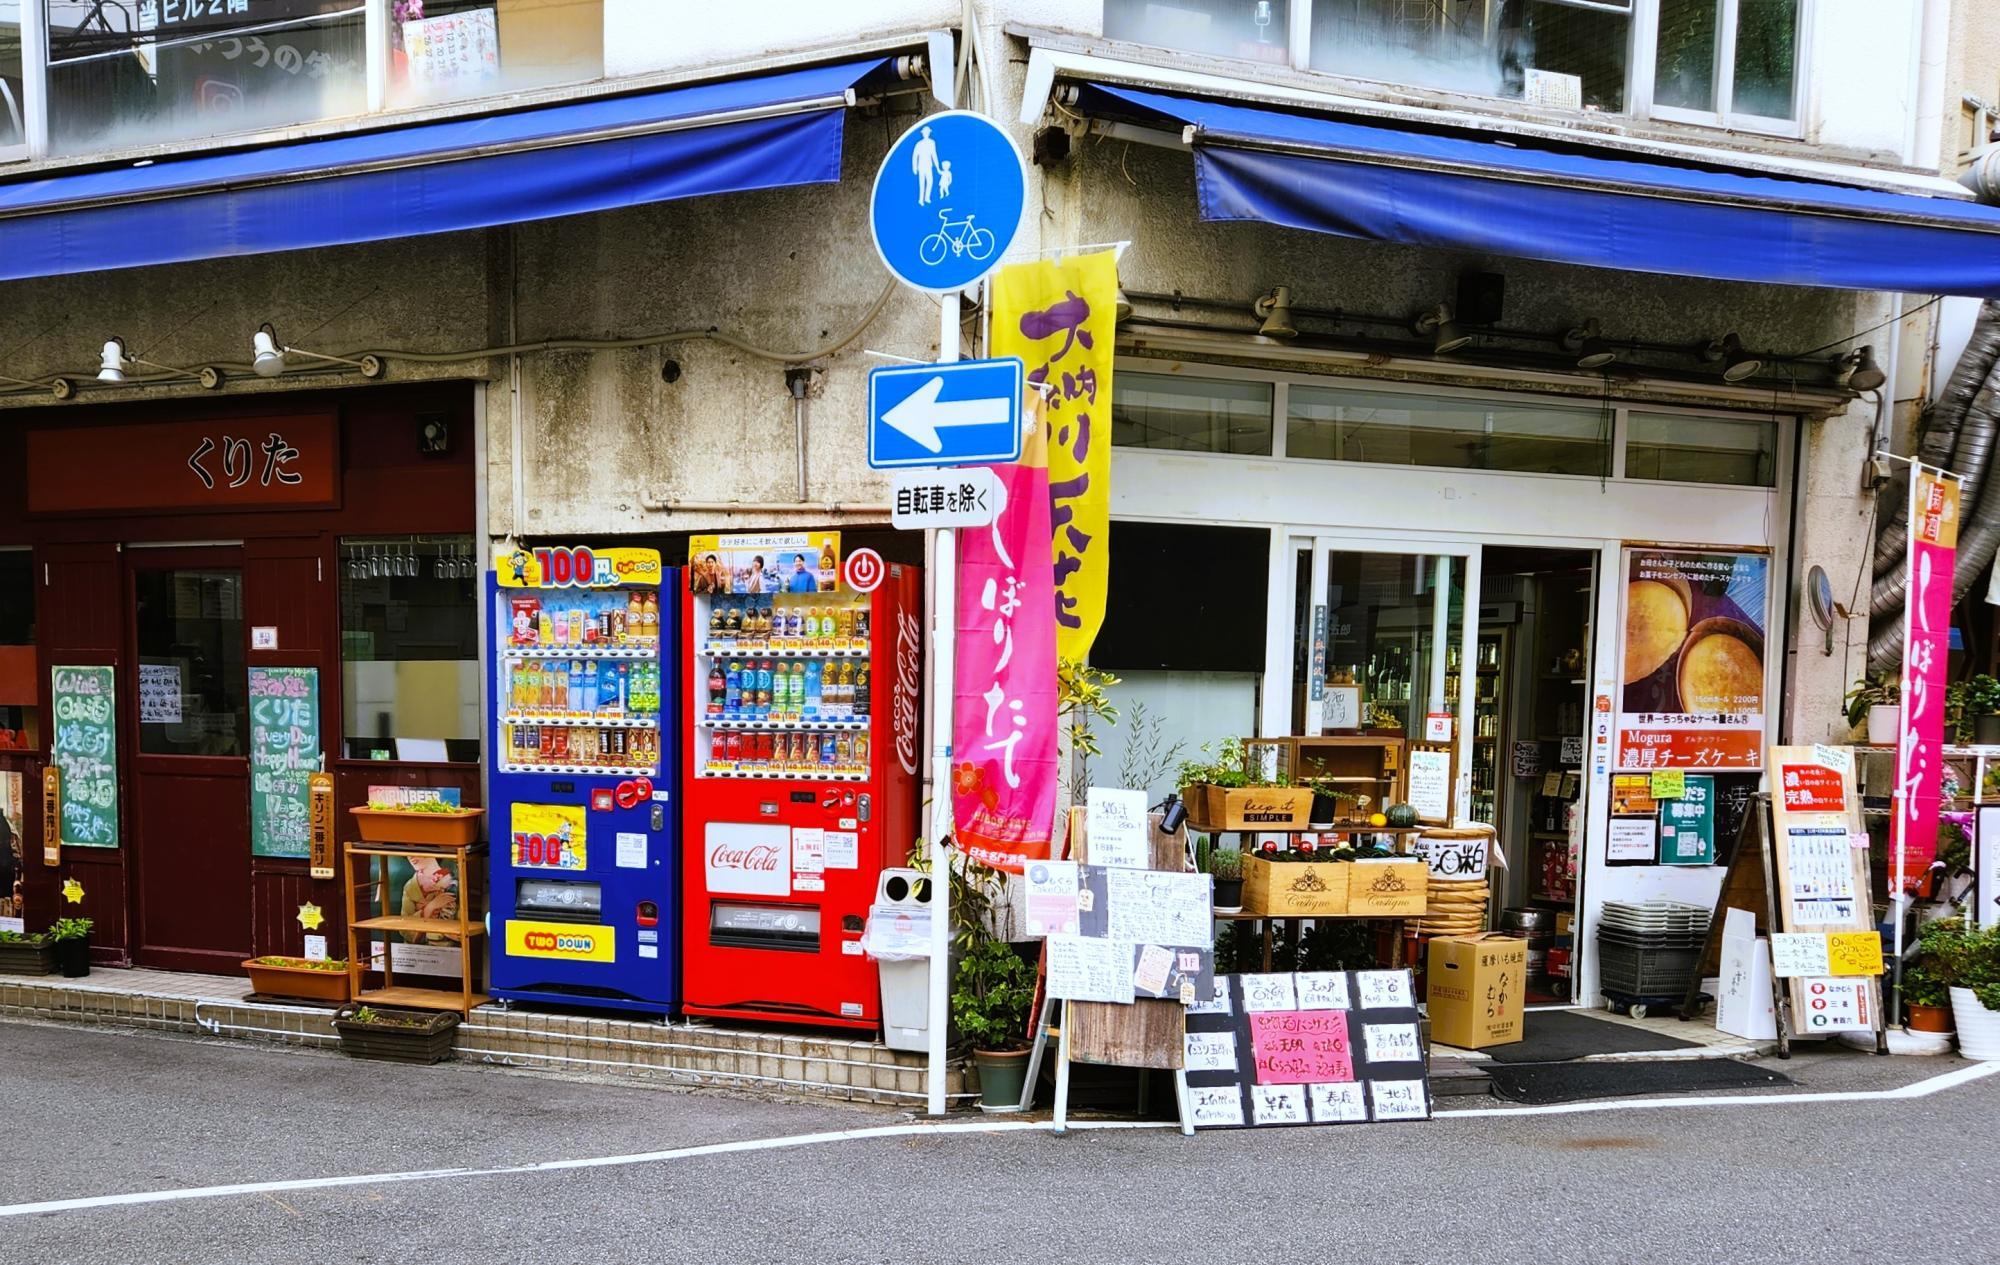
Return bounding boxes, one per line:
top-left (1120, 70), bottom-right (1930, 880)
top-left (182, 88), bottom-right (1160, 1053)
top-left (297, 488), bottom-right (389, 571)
top-left (1248, 1011), bottom-right (1355, 1086)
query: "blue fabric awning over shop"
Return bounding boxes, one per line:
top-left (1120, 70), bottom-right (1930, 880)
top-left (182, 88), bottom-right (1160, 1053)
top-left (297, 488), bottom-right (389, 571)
top-left (0, 58), bottom-right (887, 282)
top-left (1082, 82), bottom-right (2000, 298)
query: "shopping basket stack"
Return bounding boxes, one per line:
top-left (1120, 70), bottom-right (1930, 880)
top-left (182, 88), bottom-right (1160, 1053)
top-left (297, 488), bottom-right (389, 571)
top-left (1595, 900), bottom-right (1712, 1016)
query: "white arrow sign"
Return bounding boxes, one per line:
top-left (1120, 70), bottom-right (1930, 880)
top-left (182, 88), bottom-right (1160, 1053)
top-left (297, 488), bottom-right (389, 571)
top-left (881, 376), bottom-right (1013, 454)
top-left (891, 466), bottom-right (1003, 531)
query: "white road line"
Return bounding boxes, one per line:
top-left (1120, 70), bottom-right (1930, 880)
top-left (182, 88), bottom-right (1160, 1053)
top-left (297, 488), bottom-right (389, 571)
top-left (4, 1062), bottom-right (1994, 1219)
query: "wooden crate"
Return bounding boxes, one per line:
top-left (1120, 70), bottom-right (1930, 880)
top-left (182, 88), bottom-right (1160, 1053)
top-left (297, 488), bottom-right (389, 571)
top-left (1345, 859), bottom-right (1429, 917)
top-left (1184, 784), bottom-right (1314, 832)
top-left (1242, 854), bottom-right (1350, 917)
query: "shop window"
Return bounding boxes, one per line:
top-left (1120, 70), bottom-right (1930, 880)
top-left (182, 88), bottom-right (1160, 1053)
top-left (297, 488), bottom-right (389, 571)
top-left (1624, 412), bottom-right (1776, 487)
top-left (43, 0), bottom-right (368, 155)
top-left (0, 4), bottom-right (24, 151)
top-left (1309, 0), bottom-right (1630, 112)
top-left (0, 550), bottom-right (32, 751)
top-left (1653, 0), bottom-right (1799, 122)
top-left (134, 566), bottom-right (246, 758)
top-left (339, 535), bottom-right (480, 762)
top-left (1112, 372), bottom-right (1274, 455)
top-left (389, 0), bottom-right (603, 108)
top-left (1103, 0), bottom-right (1292, 64)
top-left (1287, 384), bottom-right (1611, 477)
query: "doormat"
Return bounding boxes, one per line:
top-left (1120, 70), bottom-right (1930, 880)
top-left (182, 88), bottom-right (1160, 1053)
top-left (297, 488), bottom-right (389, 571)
top-left (1482, 1010), bottom-right (1701, 1064)
top-left (1486, 1058), bottom-right (1792, 1105)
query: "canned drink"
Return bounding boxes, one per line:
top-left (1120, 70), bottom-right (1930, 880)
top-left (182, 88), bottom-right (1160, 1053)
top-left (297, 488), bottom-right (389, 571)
top-left (724, 733), bottom-right (743, 766)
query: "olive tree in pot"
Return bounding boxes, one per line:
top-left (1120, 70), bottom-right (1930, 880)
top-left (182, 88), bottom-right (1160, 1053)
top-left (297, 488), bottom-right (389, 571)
top-left (49, 917), bottom-right (93, 978)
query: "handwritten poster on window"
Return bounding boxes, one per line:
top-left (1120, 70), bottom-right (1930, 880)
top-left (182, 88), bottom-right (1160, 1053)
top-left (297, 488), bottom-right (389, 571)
top-left (248, 667), bottom-right (322, 859)
top-left (137, 663), bottom-right (183, 725)
top-left (1407, 747), bottom-right (1451, 824)
top-left (52, 666), bottom-right (118, 848)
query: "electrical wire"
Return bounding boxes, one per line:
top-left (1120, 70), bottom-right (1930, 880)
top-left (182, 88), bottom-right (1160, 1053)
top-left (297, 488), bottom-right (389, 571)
top-left (1788, 294), bottom-right (1946, 360)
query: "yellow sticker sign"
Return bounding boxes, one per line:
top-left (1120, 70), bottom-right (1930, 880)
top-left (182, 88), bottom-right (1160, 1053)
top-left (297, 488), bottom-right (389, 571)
top-left (1649, 769), bottom-right (1685, 799)
top-left (1827, 931), bottom-right (1885, 977)
top-left (504, 919), bottom-right (615, 963)
top-left (510, 802), bottom-right (587, 871)
top-left (494, 545), bottom-right (662, 589)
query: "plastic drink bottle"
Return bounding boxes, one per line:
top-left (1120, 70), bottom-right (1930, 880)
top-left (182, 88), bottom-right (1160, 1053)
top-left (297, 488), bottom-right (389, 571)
top-left (707, 662), bottom-right (724, 717)
top-left (756, 660), bottom-right (773, 718)
top-left (725, 661), bottom-right (742, 717)
top-left (804, 661), bottom-right (823, 719)
top-left (853, 665), bottom-right (871, 718)
top-left (567, 662), bottom-right (585, 717)
top-left (581, 662), bottom-right (599, 715)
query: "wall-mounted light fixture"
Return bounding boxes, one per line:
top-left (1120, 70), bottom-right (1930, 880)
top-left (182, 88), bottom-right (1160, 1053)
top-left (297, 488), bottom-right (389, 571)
top-left (1700, 332), bottom-right (1763, 383)
top-left (1252, 286), bottom-right (1297, 340)
top-left (1414, 303), bottom-right (1472, 356)
top-left (97, 336), bottom-right (222, 389)
top-left (1560, 319), bottom-right (1618, 370)
top-left (1839, 345), bottom-right (1887, 392)
top-left (252, 324), bottom-right (385, 379)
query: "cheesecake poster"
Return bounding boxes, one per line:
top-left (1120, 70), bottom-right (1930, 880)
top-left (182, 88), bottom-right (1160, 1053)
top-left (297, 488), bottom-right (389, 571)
top-left (1616, 548), bottom-right (1768, 771)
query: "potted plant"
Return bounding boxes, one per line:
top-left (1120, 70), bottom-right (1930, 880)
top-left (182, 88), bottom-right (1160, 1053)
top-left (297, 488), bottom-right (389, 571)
top-left (0, 929), bottom-right (54, 975)
top-left (350, 799), bottom-right (485, 846)
top-left (1916, 916), bottom-right (2000, 1058)
top-left (48, 917), bottom-right (92, 978)
top-left (332, 1003), bottom-right (460, 1064)
top-left (1845, 674), bottom-right (1900, 746)
top-left (243, 955), bottom-right (352, 1004)
top-left (1903, 958), bottom-right (1953, 1034)
top-left (1968, 674), bottom-right (2000, 747)
top-left (1303, 778), bottom-right (1361, 829)
top-left (1176, 738), bottom-right (1312, 832)
top-left (950, 937), bottom-right (1037, 1112)
top-left (1195, 835), bottom-right (1245, 913)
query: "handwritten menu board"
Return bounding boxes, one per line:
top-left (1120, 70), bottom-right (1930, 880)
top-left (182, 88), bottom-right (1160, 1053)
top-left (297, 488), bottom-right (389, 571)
top-left (249, 667), bottom-right (321, 859)
top-left (1184, 970), bottom-right (1431, 1130)
top-left (51, 666), bottom-right (118, 847)
top-left (1045, 864), bottom-right (1215, 1004)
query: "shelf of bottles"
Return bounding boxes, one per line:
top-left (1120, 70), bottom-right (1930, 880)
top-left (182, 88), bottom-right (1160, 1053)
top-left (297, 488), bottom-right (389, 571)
top-left (499, 586), bottom-right (665, 774)
top-left (1447, 633), bottom-right (1505, 826)
top-left (696, 590), bottom-right (874, 780)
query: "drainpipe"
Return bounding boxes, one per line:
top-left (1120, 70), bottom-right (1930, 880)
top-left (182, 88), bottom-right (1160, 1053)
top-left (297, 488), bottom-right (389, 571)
top-left (786, 366), bottom-right (820, 502)
top-left (1910, 0), bottom-right (1951, 175)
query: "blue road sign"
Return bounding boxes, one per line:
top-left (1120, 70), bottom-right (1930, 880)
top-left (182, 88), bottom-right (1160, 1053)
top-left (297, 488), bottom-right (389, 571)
top-left (870, 111), bottom-right (1027, 293)
top-left (867, 358), bottom-right (1025, 469)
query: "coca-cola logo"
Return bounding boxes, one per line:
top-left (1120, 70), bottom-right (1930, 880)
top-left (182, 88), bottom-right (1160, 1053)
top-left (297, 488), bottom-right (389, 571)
top-left (893, 608), bottom-right (921, 776)
top-left (709, 844), bottom-right (782, 872)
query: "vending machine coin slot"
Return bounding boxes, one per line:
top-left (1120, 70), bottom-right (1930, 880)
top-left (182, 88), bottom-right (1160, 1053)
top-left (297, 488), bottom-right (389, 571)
top-left (858, 793), bottom-right (872, 823)
top-left (651, 803), bottom-right (664, 830)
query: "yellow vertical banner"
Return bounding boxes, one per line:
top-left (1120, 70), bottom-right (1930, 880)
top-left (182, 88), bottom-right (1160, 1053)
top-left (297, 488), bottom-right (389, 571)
top-left (990, 251), bottom-right (1117, 661)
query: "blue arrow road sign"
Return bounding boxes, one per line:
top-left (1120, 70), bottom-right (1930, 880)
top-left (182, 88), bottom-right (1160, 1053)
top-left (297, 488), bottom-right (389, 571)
top-left (870, 111), bottom-right (1027, 293)
top-left (867, 358), bottom-right (1025, 470)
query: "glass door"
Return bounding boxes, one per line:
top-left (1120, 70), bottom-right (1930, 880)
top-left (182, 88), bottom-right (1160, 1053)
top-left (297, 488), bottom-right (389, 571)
top-left (1289, 537), bottom-right (1480, 824)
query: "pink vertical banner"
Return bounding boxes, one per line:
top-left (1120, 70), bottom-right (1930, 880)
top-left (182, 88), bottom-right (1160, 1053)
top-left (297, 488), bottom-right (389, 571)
top-left (953, 415), bottom-right (1059, 874)
top-left (1896, 468), bottom-right (1960, 892)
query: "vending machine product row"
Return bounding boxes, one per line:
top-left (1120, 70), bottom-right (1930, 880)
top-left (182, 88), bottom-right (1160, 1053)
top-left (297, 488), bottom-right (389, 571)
top-left (487, 545), bottom-right (679, 1014)
top-left (679, 533), bottom-right (922, 1030)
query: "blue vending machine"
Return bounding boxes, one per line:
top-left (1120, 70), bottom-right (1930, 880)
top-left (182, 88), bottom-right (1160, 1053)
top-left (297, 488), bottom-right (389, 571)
top-left (487, 544), bottom-right (677, 1014)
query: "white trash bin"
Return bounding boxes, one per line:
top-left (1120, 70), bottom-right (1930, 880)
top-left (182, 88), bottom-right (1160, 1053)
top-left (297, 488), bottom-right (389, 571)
top-left (863, 868), bottom-right (935, 1053)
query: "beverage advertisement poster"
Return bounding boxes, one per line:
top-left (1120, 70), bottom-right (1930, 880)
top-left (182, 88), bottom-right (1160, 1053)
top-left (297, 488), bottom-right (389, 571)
top-left (954, 404), bottom-right (1059, 874)
top-left (688, 533), bottom-right (840, 596)
top-left (1894, 467), bottom-right (1959, 890)
top-left (1615, 548), bottom-right (1768, 770)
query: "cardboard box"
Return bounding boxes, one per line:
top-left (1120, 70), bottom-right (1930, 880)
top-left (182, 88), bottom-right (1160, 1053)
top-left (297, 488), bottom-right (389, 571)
top-left (1242, 854), bottom-right (1349, 916)
top-left (1345, 858), bottom-right (1429, 917)
top-left (1426, 932), bottom-right (1528, 1049)
top-left (1185, 784), bottom-right (1315, 832)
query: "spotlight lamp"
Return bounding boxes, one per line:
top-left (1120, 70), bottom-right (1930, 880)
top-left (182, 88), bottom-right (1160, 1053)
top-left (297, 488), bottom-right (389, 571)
top-left (251, 323), bottom-right (385, 379)
top-left (1701, 332), bottom-right (1764, 383)
top-left (1560, 318), bottom-right (1619, 369)
top-left (1252, 285), bottom-right (1298, 340)
top-left (1840, 345), bottom-right (1887, 393)
top-left (1415, 303), bottom-right (1472, 356)
top-left (96, 336), bottom-right (223, 389)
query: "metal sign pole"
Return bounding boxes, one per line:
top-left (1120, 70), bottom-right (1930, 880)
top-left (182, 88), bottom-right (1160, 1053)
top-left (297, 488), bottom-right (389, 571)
top-left (925, 291), bottom-right (960, 1117)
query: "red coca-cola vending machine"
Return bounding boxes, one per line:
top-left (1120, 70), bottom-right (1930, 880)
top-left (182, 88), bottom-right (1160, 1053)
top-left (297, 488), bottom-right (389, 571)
top-left (680, 532), bottom-right (922, 1030)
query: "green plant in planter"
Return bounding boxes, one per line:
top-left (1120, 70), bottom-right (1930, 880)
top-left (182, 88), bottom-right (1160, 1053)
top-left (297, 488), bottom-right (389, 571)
top-left (0, 929), bottom-right (45, 945)
top-left (1968, 675), bottom-right (2000, 720)
top-left (1914, 916), bottom-right (2000, 1007)
top-left (1844, 673), bottom-right (1899, 732)
top-left (1177, 737), bottom-right (1289, 791)
top-left (949, 938), bottom-right (1036, 1053)
top-left (48, 917), bottom-right (93, 942)
top-left (1207, 844), bottom-right (1243, 882)
top-left (1903, 959), bottom-right (1949, 1009)
top-left (1947, 681), bottom-right (1970, 744)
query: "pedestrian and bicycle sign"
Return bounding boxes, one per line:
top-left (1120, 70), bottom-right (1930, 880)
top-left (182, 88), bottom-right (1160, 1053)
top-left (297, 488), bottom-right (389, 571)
top-left (867, 357), bottom-right (1024, 469)
top-left (869, 110), bottom-right (1028, 293)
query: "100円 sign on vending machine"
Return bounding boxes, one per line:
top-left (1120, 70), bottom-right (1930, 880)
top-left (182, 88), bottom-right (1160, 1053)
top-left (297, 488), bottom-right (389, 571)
top-left (487, 544), bottom-right (679, 1014)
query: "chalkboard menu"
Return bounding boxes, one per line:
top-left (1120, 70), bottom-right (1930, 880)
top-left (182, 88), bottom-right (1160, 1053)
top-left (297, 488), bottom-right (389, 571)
top-left (51, 666), bottom-right (118, 848)
top-left (1184, 970), bottom-right (1432, 1129)
top-left (249, 667), bottom-right (321, 859)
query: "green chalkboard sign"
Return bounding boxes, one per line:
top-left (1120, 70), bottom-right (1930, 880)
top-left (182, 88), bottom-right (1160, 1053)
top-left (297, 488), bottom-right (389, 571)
top-left (51, 665), bottom-right (118, 847)
top-left (1660, 774), bottom-right (1717, 866)
top-left (249, 666), bottom-right (321, 859)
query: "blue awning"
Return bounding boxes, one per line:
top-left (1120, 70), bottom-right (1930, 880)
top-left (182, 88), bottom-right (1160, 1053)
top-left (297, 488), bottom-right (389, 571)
top-left (1082, 83), bottom-right (2000, 298)
top-left (0, 58), bottom-right (888, 282)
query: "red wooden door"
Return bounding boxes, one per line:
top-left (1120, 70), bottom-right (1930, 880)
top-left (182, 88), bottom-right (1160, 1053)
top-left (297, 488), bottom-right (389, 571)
top-left (126, 546), bottom-right (252, 971)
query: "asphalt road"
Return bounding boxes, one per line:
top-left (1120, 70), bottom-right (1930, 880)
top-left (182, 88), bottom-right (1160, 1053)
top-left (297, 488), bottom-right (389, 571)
top-left (4, 1019), bottom-right (1993, 1265)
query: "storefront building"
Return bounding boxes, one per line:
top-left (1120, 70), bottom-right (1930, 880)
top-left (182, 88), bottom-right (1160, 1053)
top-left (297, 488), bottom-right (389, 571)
top-left (0, 1), bottom-right (1989, 1020)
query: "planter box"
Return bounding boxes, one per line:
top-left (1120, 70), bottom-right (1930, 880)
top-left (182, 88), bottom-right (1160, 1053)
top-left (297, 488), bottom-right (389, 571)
top-left (1184, 784), bottom-right (1314, 833)
top-left (349, 806), bottom-right (484, 847)
top-left (1346, 859), bottom-right (1430, 917)
top-left (1242, 854), bottom-right (1350, 917)
top-left (0, 938), bottom-right (54, 975)
top-left (333, 1004), bottom-right (460, 1064)
top-left (243, 958), bottom-right (352, 1004)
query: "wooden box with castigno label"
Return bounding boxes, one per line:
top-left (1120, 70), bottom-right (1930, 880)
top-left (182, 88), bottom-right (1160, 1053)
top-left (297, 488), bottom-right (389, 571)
top-left (1241, 855), bottom-right (1350, 916)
